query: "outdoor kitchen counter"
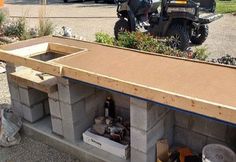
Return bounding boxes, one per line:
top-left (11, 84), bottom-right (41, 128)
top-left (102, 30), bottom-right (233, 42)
top-left (1, 36), bottom-right (236, 124)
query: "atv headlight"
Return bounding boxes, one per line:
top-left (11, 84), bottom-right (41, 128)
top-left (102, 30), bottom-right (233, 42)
top-left (167, 7), bottom-right (195, 15)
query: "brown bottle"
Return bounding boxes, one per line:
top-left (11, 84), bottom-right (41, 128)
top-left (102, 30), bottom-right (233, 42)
top-left (104, 96), bottom-right (115, 118)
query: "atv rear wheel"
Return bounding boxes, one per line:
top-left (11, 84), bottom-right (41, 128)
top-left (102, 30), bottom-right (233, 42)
top-left (114, 19), bottom-right (130, 39)
top-left (190, 24), bottom-right (209, 45)
top-left (167, 24), bottom-right (190, 51)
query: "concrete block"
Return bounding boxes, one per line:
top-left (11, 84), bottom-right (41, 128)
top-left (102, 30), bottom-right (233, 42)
top-left (188, 131), bottom-right (207, 153)
top-left (58, 81), bottom-right (95, 104)
top-left (51, 116), bottom-right (63, 136)
top-left (131, 146), bottom-right (156, 162)
top-left (62, 120), bottom-right (89, 142)
top-left (174, 126), bottom-right (207, 153)
top-left (19, 87), bottom-right (48, 106)
top-left (43, 99), bottom-right (50, 115)
top-left (6, 63), bottom-right (28, 73)
top-left (164, 111), bottom-right (174, 146)
top-left (60, 100), bottom-right (85, 124)
top-left (116, 106), bottom-right (130, 120)
top-left (190, 116), bottom-right (227, 140)
top-left (112, 92), bottom-right (130, 108)
top-left (206, 120), bottom-right (227, 140)
top-left (226, 126), bottom-right (236, 151)
top-left (131, 97), bottom-right (168, 131)
top-left (22, 103), bottom-right (44, 123)
top-left (49, 98), bottom-right (61, 118)
top-left (174, 126), bottom-right (189, 147)
top-left (131, 119), bottom-right (164, 153)
top-left (12, 99), bottom-right (23, 117)
top-left (206, 137), bottom-right (226, 146)
top-left (8, 82), bottom-right (20, 101)
top-left (48, 90), bottom-right (59, 100)
top-left (174, 111), bottom-right (190, 129)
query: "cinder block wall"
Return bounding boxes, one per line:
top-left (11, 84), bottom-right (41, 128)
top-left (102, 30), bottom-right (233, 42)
top-left (174, 111), bottom-right (236, 153)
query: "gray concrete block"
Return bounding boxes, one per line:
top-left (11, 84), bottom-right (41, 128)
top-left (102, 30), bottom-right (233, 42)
top-left (188, 131), bottom-right (207, 153)
top-left (112, 92), bottom-right (130, 109)
top-left (116, 106), bottom-right (130, 120)
top-left (5, 63), bottom-right (27, 73)
top-left (60, 100), bottom-right (85, 124)
top-left (12, 99), bottom-right (23, 117)
top-left (174, 126), bottom-right (207, 153)
top-left (43, 99), bottom-right (50, 115)
top-left (22, 103), bottom-right (44, 123)
top-left (131, 119), bottom-right (164, 153)
top-left (19, 87), bottom-right (48, 106)
top-left (8, 82), bottom-right (20, 101)
top-left (164, 111), bottom-right (174, 146)
top-left (206, 137), bottom-right (226, 146)
top-left (174, 111), bottom-right (190, 129)
top-left (58, 81), bottom-right (95, 104)
top-left (190, 116), bottom-right (227, 141)
top-left (131, 97), bottom-right (169, 131)
top-left (62, 120), bottom-right (89, 142)
top-left (206, 120), bottom-right (227, 140)
top-left (51, 116), bottom-right (63, 136)
top-left (49, 98), bottom-right (61, 118)
top-left (48, 91), bottom-right (59, 100)
top-left (226, 126), bottom-right (236, 151)
top-left (131, 146), bottom-right (156, 162)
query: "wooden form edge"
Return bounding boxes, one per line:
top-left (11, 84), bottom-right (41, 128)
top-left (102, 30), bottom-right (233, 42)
top-left (61, 65), bottom-right (236, 124)
top-left (0, 50), bottom-right (62, 76)
top-left (8, 73), bottom-right (58, 93)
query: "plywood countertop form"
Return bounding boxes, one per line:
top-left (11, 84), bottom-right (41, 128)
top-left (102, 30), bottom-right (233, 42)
top-left (1, 36), bottom-right (236, 124)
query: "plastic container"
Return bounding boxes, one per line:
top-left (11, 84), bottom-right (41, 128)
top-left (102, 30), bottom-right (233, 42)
top-left (202, 144), bottom-right (236, 162)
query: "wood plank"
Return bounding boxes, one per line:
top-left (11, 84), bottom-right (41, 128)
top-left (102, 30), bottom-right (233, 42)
top-left (9, 69), bottom-right (58, 93)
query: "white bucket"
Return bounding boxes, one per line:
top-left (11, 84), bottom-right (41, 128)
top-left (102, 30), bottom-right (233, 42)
top-left (202, 144), bottom-right (236, 162)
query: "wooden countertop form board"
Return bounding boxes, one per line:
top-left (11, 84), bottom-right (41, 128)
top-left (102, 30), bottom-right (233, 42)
top-left (1, 36), bottom-right (236, 124)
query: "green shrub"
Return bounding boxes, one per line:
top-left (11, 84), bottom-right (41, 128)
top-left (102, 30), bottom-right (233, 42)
top-left (0, 11), bottom-right (6, 28)
top-left (94, 31), bottom-right (209, 61)
top-left (38, 19), bottom-right (54, 36)
top-left (95, 32), bottom-right (114, 45)
top-left (4, 17), bottom-right (27, 39)
top-left (193, 46), bottom-right (210, 61)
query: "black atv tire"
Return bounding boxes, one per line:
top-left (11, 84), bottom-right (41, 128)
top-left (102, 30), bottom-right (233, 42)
top-left (167, 24), bottom-right (190, 51)
top-left (190, 25), bottom-right (209, 45)
top-left (114, 19), bottom-right (130, 39)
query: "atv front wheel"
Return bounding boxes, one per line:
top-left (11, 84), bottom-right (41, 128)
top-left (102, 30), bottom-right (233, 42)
top-left (190, 25), bottom-right (209, 45)
top-left (167, 24), bottom-right (190, 51)
top-left (114, 19), bottom-right (130, 39)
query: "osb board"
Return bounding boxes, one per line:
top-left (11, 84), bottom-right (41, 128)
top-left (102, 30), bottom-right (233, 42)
top-left (9, 69), bottom-right (58, 93)
top-left (0, 36), bottom-right (236, 124)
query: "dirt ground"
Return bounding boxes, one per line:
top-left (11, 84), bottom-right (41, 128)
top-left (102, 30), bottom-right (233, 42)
top-left (0, 1), bottom-right (235, 161)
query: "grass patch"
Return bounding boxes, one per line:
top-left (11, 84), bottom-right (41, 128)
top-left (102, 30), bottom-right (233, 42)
top-left (216, 0), bottom-right (236, 13)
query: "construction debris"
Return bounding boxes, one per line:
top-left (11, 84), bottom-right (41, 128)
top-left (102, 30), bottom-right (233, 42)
top-left (0, 62), bottom-right (6, 74)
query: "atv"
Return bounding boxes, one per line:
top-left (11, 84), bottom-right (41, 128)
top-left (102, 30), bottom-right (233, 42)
top-left (114, 0), bottom-right (222, 50)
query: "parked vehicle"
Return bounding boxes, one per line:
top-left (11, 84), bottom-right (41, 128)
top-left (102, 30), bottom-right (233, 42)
top-left (114, 0), bottom-right (222, 50)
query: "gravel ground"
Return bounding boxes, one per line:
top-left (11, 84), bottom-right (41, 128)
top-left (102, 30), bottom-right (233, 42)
top-left (0, 0), bottom-right (236, 161)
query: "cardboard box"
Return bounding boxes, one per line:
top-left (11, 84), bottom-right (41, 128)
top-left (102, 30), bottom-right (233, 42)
top-left (83, 129), bottom-right (130, 159)
top-left (157, 139), bottom-right (169, 162)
